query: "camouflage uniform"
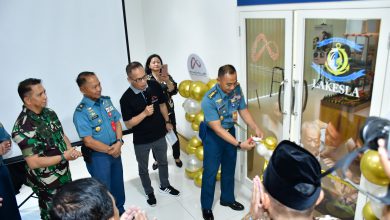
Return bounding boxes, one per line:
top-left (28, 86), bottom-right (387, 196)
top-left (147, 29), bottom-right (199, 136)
top-left (12, 106), bottom-right (72, 220)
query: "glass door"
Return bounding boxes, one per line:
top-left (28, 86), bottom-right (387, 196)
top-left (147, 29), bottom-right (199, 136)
top-left (293, 8), bottom-right (390, 219)
top-left (239, 11), bottom-right (293, 181)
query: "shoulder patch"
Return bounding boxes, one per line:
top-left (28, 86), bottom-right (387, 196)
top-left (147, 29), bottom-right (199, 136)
top-left (76, 103), bottom-right (85, 112)
top-left (208, 90), bottom-right (217, 99)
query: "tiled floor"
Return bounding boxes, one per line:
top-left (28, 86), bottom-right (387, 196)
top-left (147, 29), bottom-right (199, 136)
top-left (16, 134), bottom-right (251, 220)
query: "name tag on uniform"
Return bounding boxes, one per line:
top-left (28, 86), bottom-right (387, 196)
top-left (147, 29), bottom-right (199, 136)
top-left (105, 106), bottom-right (114, 112)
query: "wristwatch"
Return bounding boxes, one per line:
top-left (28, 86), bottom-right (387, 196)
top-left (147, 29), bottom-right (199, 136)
top-left (165, 120), bottom-right (171, 124)
top-left (116, 138), bottom-right (124, 144)
top-left (236, 141), bottom-right (241, 149)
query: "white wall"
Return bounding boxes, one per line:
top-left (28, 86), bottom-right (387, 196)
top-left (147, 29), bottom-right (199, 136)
top-left (0, 0), bottom-right (129, 158)
top-left (124, 0), bottom-right (147, 63)
top-left (139, 0), bottom-right (240, 138)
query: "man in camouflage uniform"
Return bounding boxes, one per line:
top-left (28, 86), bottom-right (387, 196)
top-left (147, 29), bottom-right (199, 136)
top-left (12, 78), bottom-right (81, 220)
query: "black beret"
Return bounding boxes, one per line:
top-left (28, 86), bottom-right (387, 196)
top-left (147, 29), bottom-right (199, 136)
top-left (263, 140), bottom-right (322, 211)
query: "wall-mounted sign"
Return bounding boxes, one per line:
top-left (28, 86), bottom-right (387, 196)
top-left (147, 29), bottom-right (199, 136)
top-left (187, 54), bottom-right (209, 83)
top-left (238, 0), bottom-right (350, 6)
top-left (312, 37), bottom-right (365, 98)
top-left (251, 32), bottom-right (280, 62)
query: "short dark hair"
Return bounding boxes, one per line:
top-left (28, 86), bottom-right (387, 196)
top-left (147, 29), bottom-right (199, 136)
top-left (145, 54), bottom-right (163, 75)
top-left (17, 78), bottom-right (42, 102)
top-left (125, 61), bottom-right (143, 76)
top-left (76, 71), bottom-right (95, 87)
top-left (218, 64), bottom-right (236, 78)
top-left (50, 178), bottom-right (114, 220)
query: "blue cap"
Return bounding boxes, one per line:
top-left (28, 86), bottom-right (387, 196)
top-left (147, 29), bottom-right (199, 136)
top-left (263, 140), bottom-right (322, 211)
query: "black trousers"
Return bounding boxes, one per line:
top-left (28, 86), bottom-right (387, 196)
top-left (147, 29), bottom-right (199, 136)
top-left (0, 164), bottom-right (21, 220)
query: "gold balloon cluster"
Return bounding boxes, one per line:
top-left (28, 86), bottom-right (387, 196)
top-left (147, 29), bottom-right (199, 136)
top-left (179, 79), bottom-right (217, 133)
top-left (179, 79), bottom-right (219, 187)
top-left (360, 150), bottom-right (390, 186)
top-left (186, 136), bottom-right (204, 162)
top-left (179, 80), bottom-right (214, 102)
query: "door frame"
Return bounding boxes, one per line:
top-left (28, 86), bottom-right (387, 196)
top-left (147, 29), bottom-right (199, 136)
top-left (239, 2), bottom-right (390, 219)
top-left (239, 10), bottom-right (294, 188)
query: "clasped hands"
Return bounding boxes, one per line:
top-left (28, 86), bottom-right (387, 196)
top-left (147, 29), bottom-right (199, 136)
top-left (63, 147), bottom-right (82, 161)
top-left (107, 141), bottom-right (122, 158)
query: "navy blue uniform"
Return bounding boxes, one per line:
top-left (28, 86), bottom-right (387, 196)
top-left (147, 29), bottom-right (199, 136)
top-left (73, 96), bottom-right (125, 214)
top-left (0, 122), bottom-right (21, 220)
top-left (199, 84), bottom-right (246, 210)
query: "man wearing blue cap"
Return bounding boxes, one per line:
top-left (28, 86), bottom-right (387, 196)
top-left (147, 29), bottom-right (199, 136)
top-left (245, 140), bottom-right (325, 220)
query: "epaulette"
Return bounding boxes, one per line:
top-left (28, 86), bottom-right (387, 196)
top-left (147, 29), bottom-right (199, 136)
top-left (101, 95), bottom-right (110, 99)
top-left (76, 103), bottom-right (85, 112)
top-left (208, 90), bottom-right (217, 99)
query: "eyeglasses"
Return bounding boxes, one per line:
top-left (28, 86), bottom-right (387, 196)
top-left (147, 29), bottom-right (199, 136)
top-left (223, 81), bottom-right (239, 89)
top-left (131, 75), bottom-right (148, 83)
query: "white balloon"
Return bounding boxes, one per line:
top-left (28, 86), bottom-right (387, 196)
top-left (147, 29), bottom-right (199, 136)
top-left (362, 177), bottom-right (388, 197)
top-left (183, 98), bottom-right (201, 115)
top-left (186, 154), bottom-right (202, 172)
top-left (255, 141), bottom-right (273, 161)
top-left (370, 199), bottom-right (384, 219)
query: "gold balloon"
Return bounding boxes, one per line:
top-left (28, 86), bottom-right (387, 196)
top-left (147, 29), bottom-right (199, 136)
top-left (360, 150), bottom-right (390, 186)
top-left (190, 81), bottom-right (209, 101)
top-left (178, 80), bottom-right (192, 98)
top-left (194, 111), bottom-right (204, 126)
top-left (189, 136), bottom-right (202, 148)
top-left (186, 144), bottom-right (197, 154)
top-left (185, 167), bottom-right (201, 179)
top-left (216, 168), bottom-right (221, 181)
top-left (185, 113), bottom-right (196, 123)
top-left (191, 123), bottom-right (199, 131)
top-left (194, 169), bottom-right (203, 187)
top-left (264, 136), bottom-right (277, 150)
top-left (363, 202), bottom-right (379, 220)
top-left (207, 79), bottom-right (218, 90)
top-left (195, 146), bottom-right (204, 161)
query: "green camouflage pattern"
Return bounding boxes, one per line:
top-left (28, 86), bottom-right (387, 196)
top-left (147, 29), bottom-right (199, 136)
top-left (12, 106), bottom-right (72, 220)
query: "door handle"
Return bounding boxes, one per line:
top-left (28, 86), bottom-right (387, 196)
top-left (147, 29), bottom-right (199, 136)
top-left (291, 80), bottom-right (309, 116)
top-left (302, 80), bottom-right (308, 113)
top-left (278, 79), bottom-right (288, 114)
top-left (291, 80), bottom-right (298, 116)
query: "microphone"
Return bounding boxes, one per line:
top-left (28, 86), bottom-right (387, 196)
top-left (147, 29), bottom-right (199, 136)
top-left (143, 87), bottom-right (152, 105)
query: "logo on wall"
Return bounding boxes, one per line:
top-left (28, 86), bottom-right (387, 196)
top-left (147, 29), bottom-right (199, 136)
top-left (312, 37), bottom-right (365, 98)
top-left (251, 33), bottom-right (279, 62)
top-left (187, 54), bottom-right (209, 83)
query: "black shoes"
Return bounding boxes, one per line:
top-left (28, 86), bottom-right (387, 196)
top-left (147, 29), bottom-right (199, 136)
top-left (153, 159), bottom-right (183, 169)
top-left (175, 159), bottom-right (183, 168)
top-left (152, 162), bottom-right (158, 170)
top-left (202, 209), bottom-right (214, 220)
top-left (146, 192), bottom-right (156, 207)
top-left (220, 201), bottom-right (245, 211)
top-left (159, 185), bottom-right (180, 196)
